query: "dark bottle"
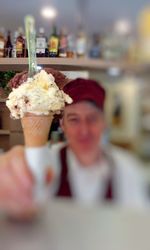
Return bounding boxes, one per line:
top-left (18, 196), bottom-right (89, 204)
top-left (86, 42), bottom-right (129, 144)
top-left (48, 25), bottom-right (59, 57)
top-left (16, 28), bottom-right (25, 57)
top-left (45, 47), bottom-right (49, 57)
top-left (5, 31), bottom-right (13, 57)
top-left (36, 28), bottom-right (47, 57)
top-left (24, 36), bottom-right (28, 58)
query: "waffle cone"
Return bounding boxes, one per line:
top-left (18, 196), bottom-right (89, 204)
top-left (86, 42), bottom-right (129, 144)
top-left (21, 113), bottom-right (53, 147)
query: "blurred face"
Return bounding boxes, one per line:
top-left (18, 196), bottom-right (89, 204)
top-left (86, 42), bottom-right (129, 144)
top-left (61, 101), bottom-right (106, 155)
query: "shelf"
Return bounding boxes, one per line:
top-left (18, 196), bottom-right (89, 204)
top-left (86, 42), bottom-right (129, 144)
top-left (0, 58), bottom-right (121, 71)
top-left (0, 57), bottom-right (145, 72)
top-left (0, 129), bottom-right (10, 135)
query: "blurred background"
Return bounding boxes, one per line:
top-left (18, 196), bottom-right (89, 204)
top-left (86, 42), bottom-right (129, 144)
top-left (0, 0), bottom-right (149, 34)
top-left (0, 0), bottom-right (150, 172)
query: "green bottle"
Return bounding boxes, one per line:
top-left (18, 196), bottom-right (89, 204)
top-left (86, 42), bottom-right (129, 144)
top-left (48, 25), bottom-right (59, 57)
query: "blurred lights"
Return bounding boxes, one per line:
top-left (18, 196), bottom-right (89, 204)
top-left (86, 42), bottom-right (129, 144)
top-left (107, 67), bottom-right (121, 77)
top-left (37, 66), bottom-right (42, 71)
top-left (41, 7), bottom-right (57, 19)
top-left (114, 19), bottom-right (131, 35)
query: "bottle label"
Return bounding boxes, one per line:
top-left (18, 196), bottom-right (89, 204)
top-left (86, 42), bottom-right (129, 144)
top-left (12, 47), bottom-right (16, 58)
top-left (59, 37), bottom-right (67, 49)
top-left (36, 37), bottom-right (46, 54)
top-left (0, 40), bottom-right (4, 49)
top-left (36, 48), bottom-right (45, 54)
top-left (0, 51), bottom-right (4, 57)
top-left (16, 41), bottom-right (23, 53)
top-left (76, 38), bottom-right (86, 55)
top-left (59, 37), bottom-right (67, 57)
top-left (49, 37), bottom-right (59, 53)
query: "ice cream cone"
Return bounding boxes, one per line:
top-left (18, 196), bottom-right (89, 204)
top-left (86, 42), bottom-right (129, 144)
top-left (21, 113), bottom-right (53, 147)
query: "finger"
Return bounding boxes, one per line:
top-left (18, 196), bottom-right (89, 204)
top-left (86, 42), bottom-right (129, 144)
top-left (0, 155), bottom-right (32, 205)
top-left (1, 198), bottom-right (38, 220)
top-left (0, 169), bottom-right (33, 206)
top-left (0, 148), bottom-right (35, 215)
top-left (11, 154), bottom-right (34, 192)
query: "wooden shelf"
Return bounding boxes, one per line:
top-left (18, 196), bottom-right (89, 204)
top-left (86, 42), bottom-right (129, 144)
top-left (0, 57), bottom-right (146, 72)
top-left (0, 129), bottom-right (10, 135)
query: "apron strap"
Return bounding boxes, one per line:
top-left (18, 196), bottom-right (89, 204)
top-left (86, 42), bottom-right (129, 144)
top-left (56, 146), bottom-right (72, 197)
top-left (102, 149), bottom-right (115, 201)
top-left (104, 174), bottom-right (113, 200)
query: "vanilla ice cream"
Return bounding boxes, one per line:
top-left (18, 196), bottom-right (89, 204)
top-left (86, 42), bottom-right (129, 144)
top-left (6, 70), bottom-right (72, 119)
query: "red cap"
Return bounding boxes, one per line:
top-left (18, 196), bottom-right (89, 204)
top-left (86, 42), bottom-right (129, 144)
top-left (63, 78), bottom-right (105, 110)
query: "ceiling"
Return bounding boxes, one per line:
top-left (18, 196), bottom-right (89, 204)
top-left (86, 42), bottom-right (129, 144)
top-left (0, 0), bottom-right (150, 35)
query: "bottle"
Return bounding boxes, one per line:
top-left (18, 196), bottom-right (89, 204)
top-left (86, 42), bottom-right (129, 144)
top-left (0, 30), bottom-right (5, 57)
top-left (5, 31), bottom-right (13, 58)
top-left (67, 33), bottom-right (75, 58)
top-left (48, 25), bottom-right (59, 57)
top-left (58, 28), bottom-right (68, 58)
top-left (12, 31), bottom-right (18, 58)
top-left (76, 29), bottom-right (87, 58)
top-left (89, 33), bottom-right (101, 59)
top-left (16, 28), bottom-right (25, 57)
top-left (23, 34), bottom-right (28, 58)
top-left (36, 28), bottom-right (47, 57)
top-left (45, 46), bottom-right (49, 57)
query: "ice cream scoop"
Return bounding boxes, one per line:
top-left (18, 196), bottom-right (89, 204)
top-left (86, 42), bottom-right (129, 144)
top-left (6, 69), bottom-right (72, 119)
